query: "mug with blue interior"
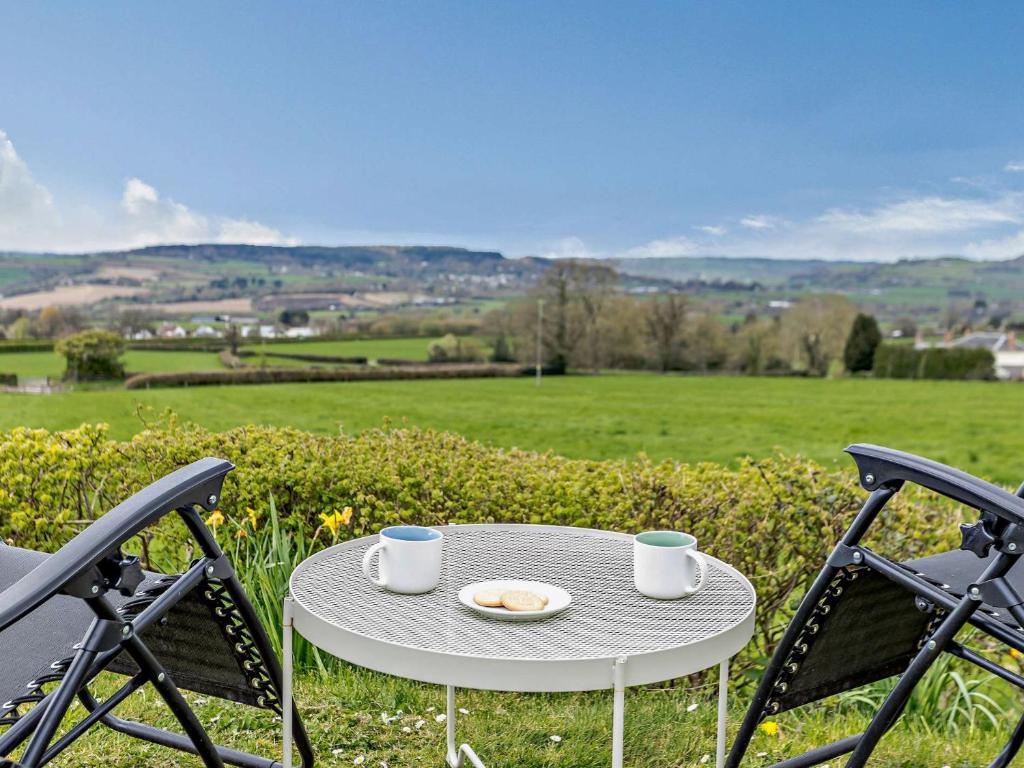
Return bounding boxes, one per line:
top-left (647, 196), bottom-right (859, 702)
top-left (362, 525), bottom-right (444, 594)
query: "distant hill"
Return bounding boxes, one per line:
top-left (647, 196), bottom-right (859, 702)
top-left (615, 254), bottom-right (1024, 299)
top-left (0, 244), bottom-right (550, 311)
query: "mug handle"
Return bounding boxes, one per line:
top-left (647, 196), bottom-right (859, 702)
top-left (362, 541), bottom-right (387, 588)
top-left (682, 550), bottom-right (707, 596)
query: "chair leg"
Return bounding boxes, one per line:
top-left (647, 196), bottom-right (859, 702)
top-left (17, 619), bottom-right (105, 768)
top-left (844, 552), bottom-right (1020, 767)
top-left (726, 488), bottom-right (897, 768)
top-left (88, 595), bottom-right (226, 768)
top-left (987, 709), bottom-right (1024, 768)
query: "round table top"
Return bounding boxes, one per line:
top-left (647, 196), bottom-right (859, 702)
top-left (289, 524), bottom-right (756, 692)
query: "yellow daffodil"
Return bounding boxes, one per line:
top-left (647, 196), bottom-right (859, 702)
top-left (235, 528), bottom-right (248, 539)
top-left (205, 509), bottom-right (225, 527)
top-left (759, 721), bottom-right (779, 737)
top-left (320, 508), bottom-right (352, 536)
top-left (246, 507), bottom-right (258, 528)
top-left (1011, 648), bottom-right (1022, 660)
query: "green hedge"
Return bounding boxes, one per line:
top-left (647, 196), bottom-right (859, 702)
top-left (237, 350), bottom-right (369, 365)
top-left (873, 343), bottom-right (995, 380)
top-left (0, 340), bottom-right (55, 353)
top-left (0, 373), bottom-right (15, 386)
top-left (0, 422), bottom-right (969, 673)
top-left (124, 363), bottom-right (529, 389)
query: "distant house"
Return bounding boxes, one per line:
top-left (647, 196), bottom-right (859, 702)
top-left (128, 329), bottom-right (154, 341)
top-left (919, 331), bottom-right (1023, 380)
top-left (193, 325), bottom-right (221, 338)
top-left (284, 326), bottom-right (318, 339)
top-left (157, 323), bottom-right (188, 339)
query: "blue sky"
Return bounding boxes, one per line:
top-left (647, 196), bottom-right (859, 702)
top-left (3, 1), bottom-right (1024, 260)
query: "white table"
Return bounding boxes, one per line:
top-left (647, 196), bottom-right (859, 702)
top-left (283, 524), bottom-right (755, 767)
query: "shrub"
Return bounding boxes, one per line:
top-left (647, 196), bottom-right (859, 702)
top-left (0, 422), bottom-right (970, 676)
top-left (124, 363), bottom-right (527, 389)
top-left (873, 344), bottom-right (995, 380)
top-left (0, 373), bottom-right (15, 386)
top-left (55, 330), bottom-right (126, 381)
top-left (427, 334), bottom-right (486, 363)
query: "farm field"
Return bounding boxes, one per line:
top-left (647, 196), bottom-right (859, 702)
top-left (0, 349), bottom-right (225, 383)
top-left (0, 337), bottom-right (448, 384)
top-left (241, 336), bottom-right (439, 360)
top-left (1, 374), bottom-right (1021, 484)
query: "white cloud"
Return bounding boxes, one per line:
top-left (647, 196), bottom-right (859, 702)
top-left (696, 225), bottom-right (727, 236)
top-left (623, 236), bottom-right (701, 259)
top-left (1005, 161), bottom-right (1024, 173)
top-left (538, 236), bottom-right (602, 260)
top-left (607, 192), bottom-right (1024, 263)
top-left (740, 214), bottom-right (778, 230)
top-left (0, 130), bottom-right (295, 252)
top-left (816, 195), bottom-right (1020, 235)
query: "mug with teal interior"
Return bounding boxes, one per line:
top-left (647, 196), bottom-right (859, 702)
top-left (633, 529), bottom-right (707, 599)
top-left (635, 531), bottom-right (696, 548)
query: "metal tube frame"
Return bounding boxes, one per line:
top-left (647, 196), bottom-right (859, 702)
top-left (727, 479), bottom-right (1024, 768)
top-left (283, 596), bottom-right (735, 768)
top-left (1, 503), bottom-right (312, 768)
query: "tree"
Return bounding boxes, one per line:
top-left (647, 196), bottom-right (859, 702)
top-left (115, 308), bottom-right (156, 339)
top-left (427, 334), bottom-right (485, 363)
top-left (530, 260), bottom-right (617, 373)
top-left (56, 330), bottom-right (126, 381)
top-left (843, 313), bottom-right (882, 373)
top-left (779, 295), bottom-right (859, 376)
top-left (279, 309), bottom-right (310, 327)
top-left (37, 305), bottom-right (85, 339)
top-left (224, 323), bottom-right (242, 356)
top-left (644, 294), bottom-right (687, 372)
top-left (732, 315), bottom-right (783, 375)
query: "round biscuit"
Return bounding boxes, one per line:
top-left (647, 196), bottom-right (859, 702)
top-left (473, 590), bottom-right (504, 608)
top-left (501, 590), bottom-right (546, 612)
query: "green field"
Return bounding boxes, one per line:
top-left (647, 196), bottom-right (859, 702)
top-left (242, 336), bottom-right (441, 361)
top-left (2, 374), bottom-right (1022, 484)
top-left (0, 338), bottom-right (450, 384)
top-left (0, 350), bottom-right (225, 383)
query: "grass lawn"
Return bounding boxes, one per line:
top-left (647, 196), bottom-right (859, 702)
top-left (243, 337), bottom-right (440, 361)
top-left (1, 374), bottom-right (1022, 484)
top-left (40, 667), bottom-right (1019, 767)
top-left (0, 350), bottom-right (225, 383)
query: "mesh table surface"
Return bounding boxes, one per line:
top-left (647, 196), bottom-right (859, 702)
top-left (290, 525), bottom-right (754, 668)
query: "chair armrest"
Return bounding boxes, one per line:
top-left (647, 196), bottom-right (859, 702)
top-left (846, 443), bottom-right (1024, 525)
top-left (0, 457), bottom-right (234, 631)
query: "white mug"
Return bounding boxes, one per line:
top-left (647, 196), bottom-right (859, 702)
top-left (633, 530), bottom-right (707, 599)
top-left (362, 526), bottom-right (443, 594)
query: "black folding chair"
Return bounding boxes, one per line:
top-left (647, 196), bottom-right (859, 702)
top-left (0, 458), bottom-right (314, 768)
top-left (727, 443), bottom-right (1024, 768)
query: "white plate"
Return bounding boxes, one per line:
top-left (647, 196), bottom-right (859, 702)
top-left (458, 579), bottom-right (572, 622)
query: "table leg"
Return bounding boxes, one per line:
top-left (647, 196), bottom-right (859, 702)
top-left (283, 596), bottom-right (294, 768)
top-left (446, 685), bottom-right (485, 768)
top-left (716, 658), bottom-right (730, 768)
top-left (612, 656), bottom-right (626, 768)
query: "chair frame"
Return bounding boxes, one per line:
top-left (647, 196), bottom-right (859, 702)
top-left (726, 443), bottom-right (1024, 768)
top-left (0, 458), bottom-right (314, 768)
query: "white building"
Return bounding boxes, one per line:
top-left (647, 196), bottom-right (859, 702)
top-left (157, 323), bottom-right (188, 339)
top-left (284, 326), bottom-right (318, 339)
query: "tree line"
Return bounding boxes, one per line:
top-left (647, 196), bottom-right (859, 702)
top-left (486, 260), bottom-right (876, 377)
